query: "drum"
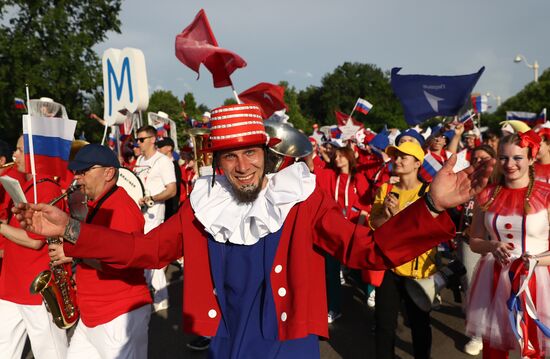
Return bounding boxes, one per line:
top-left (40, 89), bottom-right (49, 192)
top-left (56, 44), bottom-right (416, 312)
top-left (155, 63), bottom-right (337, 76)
top-left (117, 167), bottom-right (145, 208)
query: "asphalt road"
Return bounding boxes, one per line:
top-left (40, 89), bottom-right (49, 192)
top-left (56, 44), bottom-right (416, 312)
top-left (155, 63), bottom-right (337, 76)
top-left (25, 265), bottom-right (523, 358)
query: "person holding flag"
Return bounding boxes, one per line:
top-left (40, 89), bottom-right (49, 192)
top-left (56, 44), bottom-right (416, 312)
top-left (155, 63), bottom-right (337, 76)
top-left (0, 140), bottom-right (26, 274)
top-left (0, 135), bottom-right (68, 358)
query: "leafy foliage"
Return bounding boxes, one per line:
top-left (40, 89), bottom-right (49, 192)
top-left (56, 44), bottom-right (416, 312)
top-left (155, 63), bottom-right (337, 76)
top-left (481, 68), bottom-right (550, 130)
top-left (298, 62), bottom-right (406, 131)
top-left (0, 0), bottom-right (122, 145)
top-left (147, 90), bottom-right (188, 145)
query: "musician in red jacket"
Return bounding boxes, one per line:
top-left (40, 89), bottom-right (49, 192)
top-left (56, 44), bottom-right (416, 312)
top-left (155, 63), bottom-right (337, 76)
top-left (57, 144), bottom-right (152, 358)
top-left (16, 104), bottom-right (494, 359)
top-left (0, 135), bottom-right (68, 358)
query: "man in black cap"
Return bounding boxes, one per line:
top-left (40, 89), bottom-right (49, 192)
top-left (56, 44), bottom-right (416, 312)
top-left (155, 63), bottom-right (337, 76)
top-left (49, 144), bottom-right (152, 359)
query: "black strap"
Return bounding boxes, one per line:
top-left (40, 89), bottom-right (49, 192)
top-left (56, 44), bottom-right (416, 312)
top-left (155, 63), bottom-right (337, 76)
top-left (23, 177), bottom-right (60, 194)
top-left (86, 185), bottom-right (118, 224)
top-left (418, 181), bottom-right (429, 197)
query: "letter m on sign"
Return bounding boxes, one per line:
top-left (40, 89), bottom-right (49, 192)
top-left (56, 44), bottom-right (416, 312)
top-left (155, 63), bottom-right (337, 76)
top-left (102, 48), bottom-right (149, 125)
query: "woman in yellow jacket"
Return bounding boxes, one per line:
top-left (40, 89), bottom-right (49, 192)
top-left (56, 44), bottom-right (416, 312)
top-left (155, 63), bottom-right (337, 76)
top-left (370, 141), bottom-right (437, 359)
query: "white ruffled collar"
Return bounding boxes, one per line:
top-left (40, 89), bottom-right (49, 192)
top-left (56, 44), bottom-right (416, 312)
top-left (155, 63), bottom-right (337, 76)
top-left (190, 162), bottom-right (316, 245)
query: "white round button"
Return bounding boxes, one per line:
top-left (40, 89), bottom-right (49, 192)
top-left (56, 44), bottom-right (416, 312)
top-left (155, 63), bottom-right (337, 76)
top-left (278, 287), bottom-right (287, 297)
top-left (208, 309), bottom-right (217, 318)
top-left (281, 312), bottom-right (288, 322)
top-left (274, 265), bottom-right (283, 273)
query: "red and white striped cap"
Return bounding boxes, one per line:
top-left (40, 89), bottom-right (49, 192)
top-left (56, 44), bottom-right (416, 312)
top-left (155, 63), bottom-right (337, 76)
top-left (205, 104), bottom-right (280, 152)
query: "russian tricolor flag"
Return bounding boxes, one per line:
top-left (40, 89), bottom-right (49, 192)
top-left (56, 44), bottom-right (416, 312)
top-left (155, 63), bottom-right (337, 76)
top-left (458, 110), bottom-right (475, 130)
top-left (418, 153), bottom-right (442, 183)
top-left (14, 97), bottom-right (26, 110)
top-left (471, 95), bottom-right (488, 113)
top-left (506, 110), bottom-right (546, 127)
top-left (354, 98), bottom-right (373, 115)
top-left (22, 115), bottom-right (77, 180)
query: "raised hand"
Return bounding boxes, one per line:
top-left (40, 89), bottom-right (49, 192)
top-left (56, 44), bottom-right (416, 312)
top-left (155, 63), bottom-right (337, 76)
top-left (12, 203), bottom-right (70, 237)
top-left (429, 155), bottom-right (495, 211)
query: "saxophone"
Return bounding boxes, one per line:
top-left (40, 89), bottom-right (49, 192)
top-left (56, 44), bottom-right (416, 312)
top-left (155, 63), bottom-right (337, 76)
top-left (30, 182), bottom-right (81, 329)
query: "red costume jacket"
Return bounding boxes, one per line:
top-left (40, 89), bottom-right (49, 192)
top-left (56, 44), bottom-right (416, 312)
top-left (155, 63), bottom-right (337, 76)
top-left (64, 186), bottom-right (455, 340)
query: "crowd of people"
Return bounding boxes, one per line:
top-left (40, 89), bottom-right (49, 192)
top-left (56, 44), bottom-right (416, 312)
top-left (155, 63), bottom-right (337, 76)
top-left (0, 98), bottom-right (549, 359)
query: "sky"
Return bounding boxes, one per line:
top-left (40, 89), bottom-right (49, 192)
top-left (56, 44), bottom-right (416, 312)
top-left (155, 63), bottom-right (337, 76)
top-left (94, 0), bottom-right (549, 112)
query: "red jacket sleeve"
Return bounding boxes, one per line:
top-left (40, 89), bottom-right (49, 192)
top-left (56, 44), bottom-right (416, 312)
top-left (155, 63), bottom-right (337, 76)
top-left (64, 200), bottom-right (189, 269)
top-left (310, 189), bottom-right (455, 270)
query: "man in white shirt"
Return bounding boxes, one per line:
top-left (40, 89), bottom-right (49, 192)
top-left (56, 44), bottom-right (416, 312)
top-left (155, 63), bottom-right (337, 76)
top-left (134, 125), bottom-right (176, 311)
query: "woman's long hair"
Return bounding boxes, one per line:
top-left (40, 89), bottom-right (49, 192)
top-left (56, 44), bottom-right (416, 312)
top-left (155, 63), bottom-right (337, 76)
top-left (335, 146), bottom-right (357, 177)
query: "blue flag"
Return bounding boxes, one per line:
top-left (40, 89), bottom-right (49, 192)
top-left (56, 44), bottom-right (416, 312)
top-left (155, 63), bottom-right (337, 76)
top-left (391, 67), bottom-right (485, 125)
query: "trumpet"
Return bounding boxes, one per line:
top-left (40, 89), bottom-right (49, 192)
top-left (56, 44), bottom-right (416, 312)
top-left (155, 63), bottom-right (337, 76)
top-left (30, 182), bottom-right (81, 329)
top-left (187, 127), bottom-right (213, 176)
top-left (0, 162), bottom-right (14, 169)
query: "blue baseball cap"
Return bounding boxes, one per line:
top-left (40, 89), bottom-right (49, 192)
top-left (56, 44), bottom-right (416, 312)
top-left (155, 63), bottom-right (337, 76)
top-left (395, 129), bottom-right (425, 146)
top-left (68, 144), bottom-right (120, 171)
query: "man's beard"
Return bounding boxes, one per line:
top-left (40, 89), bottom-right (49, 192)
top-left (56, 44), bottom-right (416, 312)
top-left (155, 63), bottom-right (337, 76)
top-left (231, 174), bottom-right (265, 203)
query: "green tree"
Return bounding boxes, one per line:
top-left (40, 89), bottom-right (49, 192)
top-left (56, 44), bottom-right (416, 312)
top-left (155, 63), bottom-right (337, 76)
top-left (483, 68), bottom-right (550, 130)
top-left (298, 62), bottom-right (405, 131)
top-left (148, 90), bottom-right (187, 146)
top-left (280, 81), bottom-right (310, 132)
top-left (0, 0), bottom-right (122, 145)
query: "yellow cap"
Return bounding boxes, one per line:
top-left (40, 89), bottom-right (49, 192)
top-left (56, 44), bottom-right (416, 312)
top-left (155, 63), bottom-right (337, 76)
top-left (385, 141), bottom-right (425, 163)
top-left (499, 120), bottom-right (531, 134)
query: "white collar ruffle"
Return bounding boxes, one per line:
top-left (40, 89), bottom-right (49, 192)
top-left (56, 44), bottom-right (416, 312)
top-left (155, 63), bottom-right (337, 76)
top-left (190, 162), bottom-right (316, 245)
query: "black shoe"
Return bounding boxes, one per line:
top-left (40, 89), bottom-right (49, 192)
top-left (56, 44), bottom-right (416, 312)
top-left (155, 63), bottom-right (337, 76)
top-left (187, 336), bottom-right (211, 351)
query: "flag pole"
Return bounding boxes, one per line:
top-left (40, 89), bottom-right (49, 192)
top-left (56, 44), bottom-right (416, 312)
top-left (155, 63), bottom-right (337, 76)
top-left (348, 99), bottom-right (359, 120)
top-left (230, 78), bottom-right (241, 104)
top-left (100, 123), bottom-right (108, 145)
top-left (25, 84), bottom-right (38, 204)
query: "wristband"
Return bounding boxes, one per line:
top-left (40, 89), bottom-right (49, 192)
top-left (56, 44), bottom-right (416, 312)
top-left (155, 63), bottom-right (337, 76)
top-left (424, 193), bottom-right (444, 214)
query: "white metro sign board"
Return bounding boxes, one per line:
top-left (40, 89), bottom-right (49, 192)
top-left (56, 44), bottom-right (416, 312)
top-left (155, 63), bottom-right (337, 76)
top-left (102, 48), bottom-right (149, 125)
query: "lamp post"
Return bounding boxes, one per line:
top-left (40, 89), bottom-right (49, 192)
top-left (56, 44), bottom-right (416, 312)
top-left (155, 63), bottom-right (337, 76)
top-left (485, 92), bottom-right (501, 107)
top-left (514, 54), bottom-right (539, 83)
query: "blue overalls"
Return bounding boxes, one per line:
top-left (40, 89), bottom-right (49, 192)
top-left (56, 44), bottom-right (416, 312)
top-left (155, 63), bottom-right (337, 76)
top-left (207, 228), bottom-right (320, 359)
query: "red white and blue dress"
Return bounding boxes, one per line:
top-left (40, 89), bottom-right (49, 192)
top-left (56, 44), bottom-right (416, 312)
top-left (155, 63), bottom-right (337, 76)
top-left (466, 181), bottom-right (550, 355)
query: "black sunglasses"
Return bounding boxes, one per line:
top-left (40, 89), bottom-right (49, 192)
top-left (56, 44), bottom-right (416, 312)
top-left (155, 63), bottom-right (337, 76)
top-left (137, 136), bottom-right (154, 143)
top-left (72, 166), bottom-right (103, 176)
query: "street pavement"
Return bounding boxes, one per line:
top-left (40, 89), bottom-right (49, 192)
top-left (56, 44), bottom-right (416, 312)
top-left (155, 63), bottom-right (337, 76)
top-left (26, 265), bottom-right (523, 358)
top-left (147, 266), bottom-right (522, 359)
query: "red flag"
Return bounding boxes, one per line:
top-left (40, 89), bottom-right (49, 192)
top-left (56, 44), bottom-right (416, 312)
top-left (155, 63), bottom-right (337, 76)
top-left (175, 9), bottom-right (247, 88)
top-left (334, 111), bottom-right (363, 128)
top-left (238, 83), bottom-right (287, 118)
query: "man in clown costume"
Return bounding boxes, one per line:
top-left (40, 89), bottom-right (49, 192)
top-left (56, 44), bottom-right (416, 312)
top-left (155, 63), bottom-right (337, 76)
top-left (16, 104), bottom-right (494, 358)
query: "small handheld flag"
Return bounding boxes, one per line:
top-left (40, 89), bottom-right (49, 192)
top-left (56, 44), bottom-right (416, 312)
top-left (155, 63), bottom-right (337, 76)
top-left (334, 111), bottom-right (362, 127)
top-left (471, 94), bottom-right (488, 113)
top-left (14, 98), bottom-right (26, 110)
top-left (22, 115), bottom-right (76, 181)
top-left (239, 83), bottom-right (287, 118)
top-left (354, 98), bottom-right (373, 115)
top-left (458, 110), bottom-right (475, 131)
